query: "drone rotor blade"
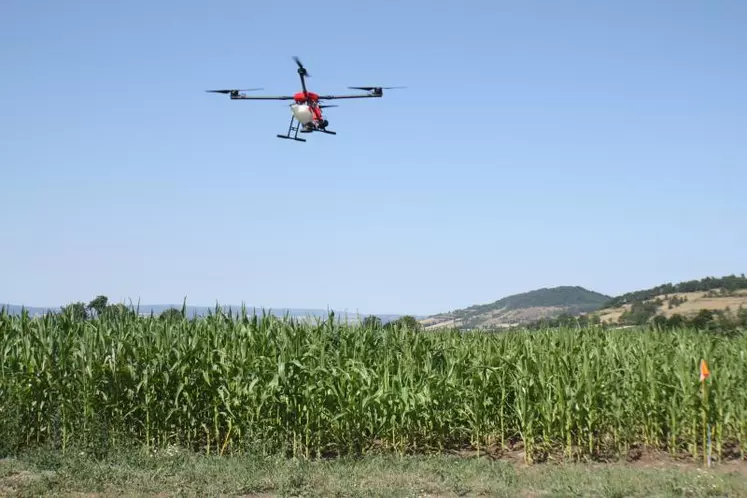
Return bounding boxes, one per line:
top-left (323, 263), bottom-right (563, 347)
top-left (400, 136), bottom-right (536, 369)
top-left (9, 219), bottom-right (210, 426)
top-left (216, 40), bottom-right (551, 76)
top-left (206, 88), bottom-right (264, 94)
top-left (319, 104), bottom-right (339, 109)
top-left (292, 56), bottom-right (310, 77)
top-left (347, 86), bottom-right (406, 91)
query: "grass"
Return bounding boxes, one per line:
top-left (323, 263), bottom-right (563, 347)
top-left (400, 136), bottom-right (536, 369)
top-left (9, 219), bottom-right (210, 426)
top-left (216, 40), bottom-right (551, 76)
top-left (2, 446), bottom-right (746, 497)
top-left (1, 306), bottom-right (746, 464)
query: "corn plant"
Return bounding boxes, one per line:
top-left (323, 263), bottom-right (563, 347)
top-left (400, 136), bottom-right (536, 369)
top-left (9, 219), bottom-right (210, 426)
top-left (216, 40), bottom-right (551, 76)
top-left (0, 305), bottom-right (744, 462)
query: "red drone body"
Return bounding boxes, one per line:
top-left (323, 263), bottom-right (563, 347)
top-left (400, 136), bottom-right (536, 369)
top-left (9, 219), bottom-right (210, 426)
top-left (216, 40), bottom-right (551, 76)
top-left (207, 57), bottom-right (403, 142)
top-left (293, 91), bottom-right (319, 103)
top-left (293, 91), bottom-right (324, 122)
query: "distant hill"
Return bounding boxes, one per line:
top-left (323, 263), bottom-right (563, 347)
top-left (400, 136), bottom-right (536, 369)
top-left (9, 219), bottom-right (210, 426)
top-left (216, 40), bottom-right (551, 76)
top-left (421, 286), bottom-right (611, 330)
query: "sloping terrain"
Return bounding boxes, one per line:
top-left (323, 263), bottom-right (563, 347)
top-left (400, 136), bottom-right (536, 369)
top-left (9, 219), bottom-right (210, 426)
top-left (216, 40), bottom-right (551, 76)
top-left (591, 274), bottom-right (747, 326)
top-left (421, 286), bottom-right (611, 329)
top-left (595, 289), bottom-right (747, 325)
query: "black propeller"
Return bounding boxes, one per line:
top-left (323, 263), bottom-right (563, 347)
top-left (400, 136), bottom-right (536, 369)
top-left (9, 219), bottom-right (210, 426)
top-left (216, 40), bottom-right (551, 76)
top-left (348, 86), bottom-right (406, 92)
top-left (206, 88), bottom-right (263, 94)
top-left (293, 56), bottom-right (310, 77)
top-left (319, 104), bottom-right (338, 109)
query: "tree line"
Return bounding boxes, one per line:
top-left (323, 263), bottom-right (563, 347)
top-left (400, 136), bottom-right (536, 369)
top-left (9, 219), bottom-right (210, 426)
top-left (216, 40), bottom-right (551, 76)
top-left (58, 296), bottom-right (182, 321)
top-left (56, 295), bottom-right (423, 330)
top-left (362, 314), bottom-right (422, 331)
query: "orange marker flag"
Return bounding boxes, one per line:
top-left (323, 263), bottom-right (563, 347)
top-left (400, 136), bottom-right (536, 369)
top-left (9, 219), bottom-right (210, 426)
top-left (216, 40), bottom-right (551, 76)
top-left (700, 359), bottom-right (710, 382)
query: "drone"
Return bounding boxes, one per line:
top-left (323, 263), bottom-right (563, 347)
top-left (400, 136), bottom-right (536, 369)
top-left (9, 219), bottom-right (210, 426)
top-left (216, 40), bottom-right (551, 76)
top-left (207, 57), bottom-right (403, 142)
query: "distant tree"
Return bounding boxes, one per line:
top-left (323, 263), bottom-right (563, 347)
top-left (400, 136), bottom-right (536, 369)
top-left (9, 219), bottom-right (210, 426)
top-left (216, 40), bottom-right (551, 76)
top-left (668, 295), bottom-right (686, 309)
top-left (362, 315), bottom-right (382, 329)
top-left (400, 315), bottom-right (422, 330)
top-left (159, 308), bottom-right (184, 321)
top-left (552, 313), bottom-right (576, 327)
top-left (715, 309), bottom-right (739, 332)
top-left (738, 305), bottom-right (747, 327)
top-left (61, 301), bottom-right (88, 320)
top-left (618, 301), bottom-right (658, 325)
top-left (652, 314), bottom-right (669, 330)
top-left (690, 309), bottom-right (715, 330)
top-left (386, 315), bottom-right (422, 331)
top-left (667, 314), bottom-right (686, 329)
top-left (87, 295), bottom-right (109, 317)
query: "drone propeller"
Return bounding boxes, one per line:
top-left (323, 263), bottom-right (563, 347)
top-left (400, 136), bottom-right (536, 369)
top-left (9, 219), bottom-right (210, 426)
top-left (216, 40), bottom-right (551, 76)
top-left (348, 86), bottom-right (406, 91)
top-left (206, 88), bottom-right (263, 94)
top-left (319, 104), bottom-right (338, 109)
top-left (293, 56), bottom-right (310, 77)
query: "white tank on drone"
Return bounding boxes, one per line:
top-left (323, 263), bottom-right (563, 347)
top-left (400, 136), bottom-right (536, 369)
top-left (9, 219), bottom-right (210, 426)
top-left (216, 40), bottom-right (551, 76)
top-left (290, 104), bottom-right (313, 124)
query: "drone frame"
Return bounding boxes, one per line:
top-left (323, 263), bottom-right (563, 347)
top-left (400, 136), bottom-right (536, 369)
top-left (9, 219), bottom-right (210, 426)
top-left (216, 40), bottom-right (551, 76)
top-left (207, 57), bottom-right (403, 142)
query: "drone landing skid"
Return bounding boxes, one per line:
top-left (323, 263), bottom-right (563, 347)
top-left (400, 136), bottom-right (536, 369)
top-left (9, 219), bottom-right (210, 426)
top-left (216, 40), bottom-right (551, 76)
top-left (276, 116), bottom-right (306, 142)
top-left (276, 116), bottom-right (337, 142)
top-left (276, 134), bottom-right (306, 142)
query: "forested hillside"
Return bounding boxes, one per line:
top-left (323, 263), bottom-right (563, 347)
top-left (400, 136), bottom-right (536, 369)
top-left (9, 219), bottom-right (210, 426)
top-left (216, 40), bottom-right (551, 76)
top-left (422, 286), bottom-right (611, 329)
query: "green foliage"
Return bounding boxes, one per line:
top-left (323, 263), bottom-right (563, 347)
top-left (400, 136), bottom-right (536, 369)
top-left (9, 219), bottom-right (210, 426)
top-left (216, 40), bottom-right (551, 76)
top-left (489, 286), bottom-right (611, 311)
top-left (602, 273), bottom-right (747, 309)
top-left (525, 312), bottom-right (593, 330)
top-left (1, 311), bottom-right (745, 464)
top-left (158, 307), bottom-right (184, 321)
top-left (653, 308), bottom-right (746, 336)
top-left (59, 296), bottom-right (140, 321)
top-left (60, 301), bottom-right (88, 320)
top-left (385, 315), bottom-right (421, 331)
top-left (361, 315), bottom-right (382, 329)
top-left (104, 303), bottom-right (137, 319)
top-left (667, 314), bottom-right (687, 329)
top-left (739, 305), bottom-right (747, 326)
top-left (618, 301), bottom-right (659, 326)
top-left (5, 448), bottom-right (747, 497)
top-left (4, 448), bottom-right (747, 497)
top-left (668, 295), bottom-right (687, 309)
top-left (87, 295), bottom-right (109, 316)
top-left (651, 314), bottom-right (667, 328)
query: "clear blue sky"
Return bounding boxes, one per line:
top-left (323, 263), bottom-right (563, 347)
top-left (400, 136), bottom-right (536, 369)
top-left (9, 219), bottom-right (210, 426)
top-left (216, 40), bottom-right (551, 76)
top-left (2, 0), bottom-right (745, 316)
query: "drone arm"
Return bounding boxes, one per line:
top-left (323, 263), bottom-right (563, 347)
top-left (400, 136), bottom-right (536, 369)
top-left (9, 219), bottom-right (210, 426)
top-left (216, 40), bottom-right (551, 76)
top-left (230, 95), bottom-right (296, 100)
top-left (206, 89), bottom-right (296, 100)
top-left (316, 93), bottom-right (382, 100)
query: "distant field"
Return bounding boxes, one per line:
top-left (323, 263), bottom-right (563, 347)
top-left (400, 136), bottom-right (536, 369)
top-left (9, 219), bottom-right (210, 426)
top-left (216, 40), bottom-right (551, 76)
top-left (596, 289), bottom-right (747, 324)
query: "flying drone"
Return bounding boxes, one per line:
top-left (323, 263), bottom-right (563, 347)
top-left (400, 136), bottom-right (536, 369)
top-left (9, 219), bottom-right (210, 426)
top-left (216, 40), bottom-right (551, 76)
top-left (207, 57), bottom-right (403, 142)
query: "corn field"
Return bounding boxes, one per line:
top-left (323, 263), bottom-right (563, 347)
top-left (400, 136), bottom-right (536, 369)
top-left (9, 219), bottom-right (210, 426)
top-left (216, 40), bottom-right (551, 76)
top-left (1, 307), bottom-right (745, 462)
